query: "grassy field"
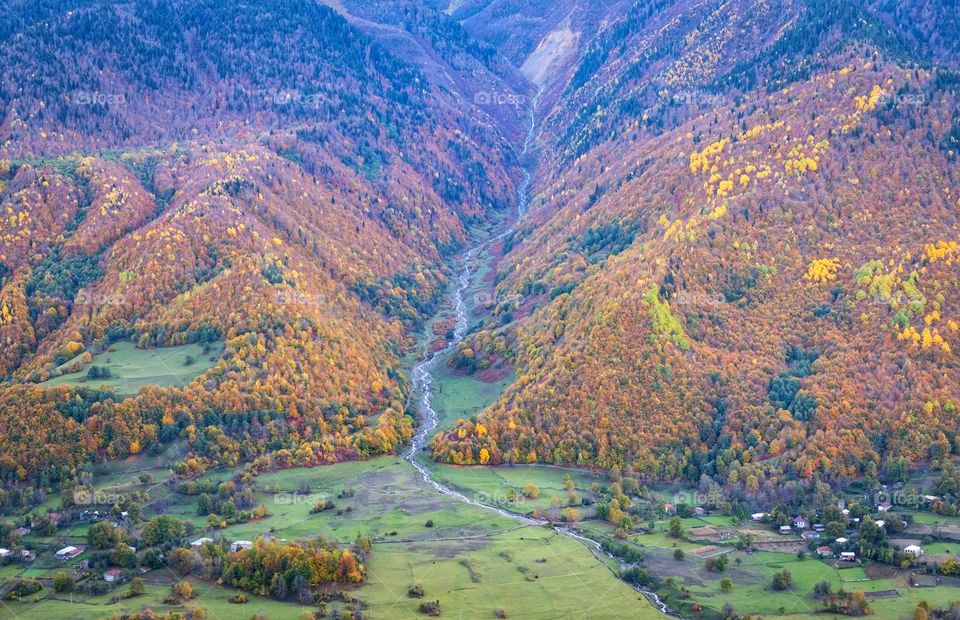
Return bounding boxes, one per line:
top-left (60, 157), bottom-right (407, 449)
top-left (1, 579), bottom-right (311, 620)
top-left (363, 526), bottom-right (662, 619)
top-left (430, 362), bottom-right (514, 431)
top-left (911, 512), bottom-right (960, 526)
top-left (430, 463), bottom-right (606, 517)
top-left (3, 457), bottom-right (667, 620)
top-left (41, 340), bottom-right (224, 395)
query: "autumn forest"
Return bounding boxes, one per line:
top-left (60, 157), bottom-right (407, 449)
top-left (2, 0), bottom-right (960, 618)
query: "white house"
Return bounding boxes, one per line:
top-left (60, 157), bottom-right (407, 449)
top-left (0, 548), bottom-right (11, 559)
top-left (230, 540), bottom-right (253, 552)
top-left (104, 568), bottom-right (122, 582)
top-left (835, 537), bottom-right (849, 544)
top-left (840, 551), bottom-right (856, 562)
top-left (190, 537), bottom-right (214, 548)
top-left (793, 517), bottom-right (808, 529)
top-left (779, 525), bottom-right (793, 535)
top-left (751, 512), bottom-right (767, 522)
top-left (56, 545), bottom-right (85, 561)
top-left (904, 545), bottom-right (924, 557)
top-left (875, 520), bottom-right (886, 529)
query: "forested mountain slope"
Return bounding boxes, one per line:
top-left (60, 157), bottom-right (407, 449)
top-left (432, 0), bottom-right (960, 497)
top-left (0, 0), bottom-right (516, 486)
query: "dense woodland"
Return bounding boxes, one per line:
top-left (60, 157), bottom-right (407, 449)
top-left (432, 0), bottom-right (960, 499)
top-left (2, 0), bottom-right (960, 510)
top-left (0, 0), bottom-right (516, 488)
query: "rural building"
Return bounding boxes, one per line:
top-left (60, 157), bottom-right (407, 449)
top-left (779, 525), bottom-right (792, 535)
top-left (816, 546), bottom-right (833, 557)
top-left (191, 537), bottom-right (214, 547)
top-left (801, 530), bottom-right (820, 541)
top-left (104, 569), bottom-right (122, 582)
top-left (751, 512), bottom-right (767, 522)
top-left (840, 552), bottom-right (856, 562)
top-left (56, 545), bottom-right (85, 561)
top-left (835, 537), bottom-right (849, 544)
top-left (793, 517), bottom-right (808, 529)
top-left (20, 550), bottom-right (35, 561)
top-left (230, 540), bottom-right (253, 552)
top-left (0, 549), bottom-right (11, 558)
top-left (904, 545), bottom-right (924, 557)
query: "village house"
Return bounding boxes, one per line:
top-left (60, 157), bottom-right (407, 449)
top-left (816, 546), bottom-right (833, 557)
top-left (191, 537), bottom-right (214, 548)
top-left (104, 568), bottom-right (122, 582)
top-left (0, 549), bottom-right (11, 559)
top-left (792, 516), bottom-right (808, 529)
top-left (801, 530), bottom-right (820, 541)
top-left (840, 551), bottom-right (857, 562)
top-left (751, 512), bottom-right (767, 522)
top-left (230, 540), bottom-right (253, 552)
top-left (56, 545), bottom-right (85, 561)
top-left (904, 545), bottom-right (924, 557)
top-left (779, 525), bottom-right (793, 535)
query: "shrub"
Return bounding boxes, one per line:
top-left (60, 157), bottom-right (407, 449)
top-left (128, 577), bottom-right (145, 597)
top-left (772, 569), bottom-right (793, 591)
top-left (419, 600), bottom-right (442, 616)
top-left (53, 571), bottom-right (74, 593)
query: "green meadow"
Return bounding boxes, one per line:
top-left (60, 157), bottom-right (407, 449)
top-left (41, 340), bottom-right (224, 395)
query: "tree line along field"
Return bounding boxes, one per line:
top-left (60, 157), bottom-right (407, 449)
top-left (7, 441), bottom-right (960, 619)
top-left (0, 454), bottom-right (661, 619)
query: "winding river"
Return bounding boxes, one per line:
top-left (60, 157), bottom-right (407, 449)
top-left (403, 91), bottom-right (675, 618)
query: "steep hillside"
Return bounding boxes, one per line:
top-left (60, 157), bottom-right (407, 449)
top-left (317, 0), bottom-right (533, 141)
top-left (432, 0), bottom-right (960, 495)
top-left (0, 0), bottom-right (517, 484)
